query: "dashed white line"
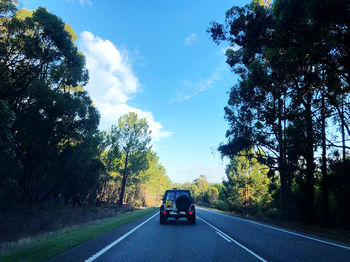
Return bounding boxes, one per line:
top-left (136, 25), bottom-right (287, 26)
top-left (85, 212), bottom-right (158, 262)
top-left (216, 231), bottom-right (232, 242)
top-left (200, 208), bottom-right (350, 250)
top-left (198, 216), bottom-right (268, 262)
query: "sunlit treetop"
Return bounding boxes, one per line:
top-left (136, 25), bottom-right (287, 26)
top-left (253, 0), bottom-right (272, 7)
top-left (14, 7), bottom-right (78, 43)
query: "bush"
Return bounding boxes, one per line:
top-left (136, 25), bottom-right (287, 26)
top-left (131, 199), bottom-right (143, 208)
top-left (263, 208), bottom-right (280, 219)
top-left (211, 200), bottom-right (230, 211)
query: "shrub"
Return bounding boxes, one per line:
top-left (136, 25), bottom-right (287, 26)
top-left (211, 200), bottom-right (230, 211)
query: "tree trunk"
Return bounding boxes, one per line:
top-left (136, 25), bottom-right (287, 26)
top-left (341, 96), bottom-right (346, 160)
top-left (277, 94), bottom-right (288, 220)
top-left (305, 90), bottom-right (315, 223)
top-left (119, 153), bottom-right (129, 207)
top-left (321, 76), bottom-right (330, 227)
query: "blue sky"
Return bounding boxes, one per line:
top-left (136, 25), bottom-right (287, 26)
top-left (22, 0), bottom-right (249, 183)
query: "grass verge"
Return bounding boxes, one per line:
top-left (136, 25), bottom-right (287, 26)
top-left (0, 207), bottom-right (157, 262)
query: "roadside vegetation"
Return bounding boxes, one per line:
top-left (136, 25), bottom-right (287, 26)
top-left (0, 1), bottom-right (171, 211)
top-left (0, 207), bottom-right (156, 262)
top-left (201, 0), bottom-right (350, 228)
top-left (0, 0), bottom-right (171, 247)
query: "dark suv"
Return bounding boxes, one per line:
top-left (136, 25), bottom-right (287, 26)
top-left (159, 188), bottom-right (196, 224)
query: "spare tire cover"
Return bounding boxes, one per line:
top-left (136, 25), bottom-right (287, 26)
top-left (176, 195), bottom-right (191, 212)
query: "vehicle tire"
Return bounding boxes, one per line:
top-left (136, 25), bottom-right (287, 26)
top-left (188, 215), bottom-right (196, 225)
top-left (176, 195), bottom-right (191, 212)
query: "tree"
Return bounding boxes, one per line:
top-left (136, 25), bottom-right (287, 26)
top-left (206, 186), bottom-right (219, 203)
top-left (131, 150), bottom-right (171, 206)
top-left (224, 150), bottom-right (272, 215)
top-left (193, 175), bottom-right (209, 201)
top-left (0, 4), bottom-right (102, 207)
top-left (209, 3), bottom-right (296, 219)
top-left (208, 0), bottom-right (350, 224)
top-left (116, 112), bottom-right (152, 206)
top-left (97, 127), bottom-right (123, 204)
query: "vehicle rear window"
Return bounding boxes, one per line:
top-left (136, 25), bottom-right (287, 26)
top-left (176, 191), bottom-right (190, 198)
top-left (165, 190), bottom-right (190, 201)
top-left (165, 191), bottom-right (175, 200)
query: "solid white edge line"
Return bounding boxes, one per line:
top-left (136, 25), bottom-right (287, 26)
top-left (200, 208), bottom-right (350, 250)
top-left (85, 212), bottom-right (158, 262)
top-left (198, 216), bottom-right (267, 262)
top-left (216, 231), bottom-right (232, 242)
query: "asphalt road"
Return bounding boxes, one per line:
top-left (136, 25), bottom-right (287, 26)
top-left (48, 208), bottom-right (350, 262)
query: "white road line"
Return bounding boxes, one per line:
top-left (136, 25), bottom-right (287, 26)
top-left (85, 212), bottom-right (158, 262)
top-left (216, 231), bottom-right (232, 242)
top-left (200, 208), bottom-right (350, 250)
top-left (198, 216), bottom-right (267, 262)
top-left (217, 230), bottom-right (233, 240)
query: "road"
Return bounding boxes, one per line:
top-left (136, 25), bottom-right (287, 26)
top-left (48, 208), bottom-right (350, 262)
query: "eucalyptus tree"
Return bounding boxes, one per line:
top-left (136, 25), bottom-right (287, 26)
top-left (208, 2), bottom-right (295, 219)
top-left (208, 0), bottom-right (350, 223)
top-left (0, 4), bottom-right (101, 207)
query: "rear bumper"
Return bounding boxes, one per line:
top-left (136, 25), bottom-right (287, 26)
top-left (160, 211), bottom-right (195, 218)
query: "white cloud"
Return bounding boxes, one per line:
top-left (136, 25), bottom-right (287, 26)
top-left (170, 66), bottom-right (224, 103)
top-left (66, 0), bottom-right (92, 7)
top-left (172, 162), bottom-right (227, 183)
top-left (184, 33), bottom-right (197, 46)
top-left (80, 31), bottom-right (171, 141)
top-left (80, 0), bottom-right (92, 6)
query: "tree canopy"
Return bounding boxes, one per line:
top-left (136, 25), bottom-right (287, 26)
top-left (0, 2), bottom-right (171, 210)
top-left (208, 0), bottom-right (350, 225)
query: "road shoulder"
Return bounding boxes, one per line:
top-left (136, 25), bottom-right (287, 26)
top-left (0, 207), bottom-right (157, 262)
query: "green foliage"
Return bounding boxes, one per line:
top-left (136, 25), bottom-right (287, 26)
top-left (115, 112), bottom-right (152, 206)
top-left (175, 175), bottom-right (227, 209)
top-left (0, 4), bottom-right (170, 212)
top-left (206, 186), bottom-right (219, 203)
top-left (124, 150), bottom-right (172, 206)
top-left (327, 158), bottom-right (350, 226)
top-left (14, 8), bottom-right (32, 19)
top-left (209, 0), bottom-right (350, 225)
top-left (138, 151), bottom-right (172, 206)
top-left (211, 200), bottom-right (230, 211)
top-left (224, 151), bottom-right (272, 215)
top-left (0, 0), bottom-right (16, 18)
top-left (98, 112), bottom-right (171, 207)
top-left (253, 0), bottom-right (271, 7)
top-left (194, 174), bottom-right (209, 201)
top-left (0, 5), bottom-right (101, 208)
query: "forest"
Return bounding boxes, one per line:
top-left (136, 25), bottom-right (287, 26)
top-left (0, 0), bottom-right (172, 211)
